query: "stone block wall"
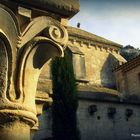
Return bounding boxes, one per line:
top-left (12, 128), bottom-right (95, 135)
top-left (33, 109), bottom-right (53, 140)
top-left (126, 66), bottom-right (140, 96)
top-left (67, 39), bottom-right (124, 88)
top-left (33, 95), bottom-right (140, 140)
top-left (115, 63), bottom-right (140, 98)
top-left (77, 99), bottom-right (140, 140)
top-left (38, 39), bottom-right (125, 89)
top-left (37, 27), bottom-right (127, 90)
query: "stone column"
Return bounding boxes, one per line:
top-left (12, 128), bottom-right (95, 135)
top-left (0, 0), bottom-right (80, 140)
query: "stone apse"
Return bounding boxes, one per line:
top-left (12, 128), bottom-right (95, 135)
top-left (0, 0), bottom-right (79, 140)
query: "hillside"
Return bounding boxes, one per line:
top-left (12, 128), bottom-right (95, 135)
top-left (120, 45), bottom-right (140, 61)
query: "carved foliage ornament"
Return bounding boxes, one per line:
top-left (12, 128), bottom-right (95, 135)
top-left (0, 4), bottom-right (68, 126)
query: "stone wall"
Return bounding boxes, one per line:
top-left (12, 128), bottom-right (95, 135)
top-left (33, 93), bottom-right (140, 140)
top-left (38, 26), bottom-right (126, 89)
top-left (114, 56), bottom-right (140, 98)
top-left (126, 65), bottom-right (140, 96)
top-left (37, 60), bottom-right (52, 94)
top-left (34, 26), bottom-right (130, 140)
top-left (33, 108), bottom-right (53, 140)
top-left (67, 39), bottom-right (125, 88)
top-left (78, 99), bottom-right (140, 140)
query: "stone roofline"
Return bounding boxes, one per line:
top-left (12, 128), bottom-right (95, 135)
top-left (114, 55), bottom-right (140, 73)
top-left (0, 0), bottom-right (80, 18)
top-left (68, 26), bottom-right (123, 51)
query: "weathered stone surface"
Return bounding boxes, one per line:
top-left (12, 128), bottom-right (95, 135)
top-left (0, 39), bottom-right (8, 98)
top-left (0, 1), bottom-right (70, 139)
top-left (0, 121), bottom-right (30, 140)
top-left (114, 55), bottom-right (140, 98)
top-left (34, 92), bottom-right (140, 140)
top-left (37, 27), bottom-right (127, 99)
top-left (38, 26), bottom-right (126, 91)
top-left (67, 27), bottom-right (126, 88)
top-left (1, 0), bottom-right (80, 18)
top-left (32, 109), bottom-right (53, 140)
top-left (77, 99), bottom-right (140, 140)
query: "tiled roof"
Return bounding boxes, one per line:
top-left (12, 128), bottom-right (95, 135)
top-left (114, 55), bottom-right (140, 72)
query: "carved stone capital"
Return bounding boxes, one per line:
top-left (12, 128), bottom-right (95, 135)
top-left (0, 3), bottom-right (69, 140)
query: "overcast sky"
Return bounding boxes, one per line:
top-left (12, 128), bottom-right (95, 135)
top-left (70, 0), bottom-right (140, 48)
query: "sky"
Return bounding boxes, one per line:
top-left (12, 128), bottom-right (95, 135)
top-left (70, 0), bottom-right (140, 48)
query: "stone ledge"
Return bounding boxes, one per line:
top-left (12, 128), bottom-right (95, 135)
top-left (76, 79), bottom-right (89, 83)
top-left (35, 91), bottom-right (52, 116)
top-left (1, 0), bottom-right (80, 18)
top-left (78, 85), bottom-right (119, 95)
top-left (78, 91), bottom-right (140, 105)
top-left (36, 91), bottom-right (52, 104)
top-left (78, 91), bottom-right (119, 102)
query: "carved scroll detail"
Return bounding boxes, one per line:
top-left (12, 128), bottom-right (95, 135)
top-left (18, 16), bottom-right (68, 49)
top-left (43, 25), bottom-right (68, 48)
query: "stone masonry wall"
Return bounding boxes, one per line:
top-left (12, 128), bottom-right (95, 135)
top-left (33, 98), bottom-right (140, 140)
top-left (115, 65), bottom-right (140, 98)
top-left (77, 99), bottom-right (140, 140)
top-left (33, 108), bottom-right (52, 140)
top-left (37, 27), bottom-right (126, 89)
top-left (68, 39), bottom-right (122, 88)
top-left (126, 65), bottom-right (140, 96)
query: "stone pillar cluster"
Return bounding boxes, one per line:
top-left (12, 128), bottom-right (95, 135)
top-left (0, 0), bottom-right (79, 139)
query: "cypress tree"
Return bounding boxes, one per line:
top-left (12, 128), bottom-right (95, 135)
top-left (51, 50), bottom-right (80, 140)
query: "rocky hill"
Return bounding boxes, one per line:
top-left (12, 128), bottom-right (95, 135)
top-left (120, 45), bottom-right (140, 61)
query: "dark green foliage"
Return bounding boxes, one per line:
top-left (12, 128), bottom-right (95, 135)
top-left (51, 50), bottom-right (80, 140)
top-left (120, 45), bottom-right (140, 61)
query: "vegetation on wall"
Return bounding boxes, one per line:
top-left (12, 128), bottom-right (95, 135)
top-left (51, 50), bottom-right (80, 140)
